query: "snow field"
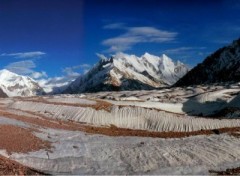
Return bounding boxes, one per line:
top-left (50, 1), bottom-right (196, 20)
top-left (11, 128), bottom-right (240, 175)
top-left (9, 100), bottom-right (240, 132)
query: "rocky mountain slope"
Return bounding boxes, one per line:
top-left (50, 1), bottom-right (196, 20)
top-left (175, 38), bottom-right (240, 87)
top-left (0, 69), bottom-right (45, 97)
top-left (64, 53), bottom-right (189, 93)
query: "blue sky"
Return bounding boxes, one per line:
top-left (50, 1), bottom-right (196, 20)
top-left (0, 0), bottom-right (240, 89)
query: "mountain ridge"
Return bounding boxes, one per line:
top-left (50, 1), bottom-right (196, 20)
top-left (64, 53), bottom-right (189, 93)
top-left (175, 38), bottom-right (240, 87)
top-left (0, 69), bottom-right (45, 97)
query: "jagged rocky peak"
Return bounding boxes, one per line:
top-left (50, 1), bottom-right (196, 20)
top-left (175, 38), bottom-right (240, 87)
top-left (64, 52), bottom-right (189, 93)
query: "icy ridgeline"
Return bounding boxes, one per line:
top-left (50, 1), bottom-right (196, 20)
top-left (64, 53), bottom-right (189, 93)
top-left (0, 69), bottom-right (44, 97)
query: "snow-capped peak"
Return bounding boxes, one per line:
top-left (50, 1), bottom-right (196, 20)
top-left (0, 69), bottom-right (45, 97)
top-left (0, 69), bottom-right (19, 79)
top-left (64, 52), bottom-right (189, 93)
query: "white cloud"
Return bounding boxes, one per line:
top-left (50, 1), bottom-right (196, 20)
top-left (5, 60), bottom-right (48, 80)
top-left (37, 76), bottom-right (72, 93)
top-left (4, 60), bottom-right (92, 93)
top-left (63, 68), bottom-right (80, 77)
top-left (37, 72), bottom-right (81, 93)
top-left (30, 71), bottom-right (48, 79)
top-left (161, 47), bottom-right (208, 64)
top-left (103, 36), bottom-right (139, 52)
top-left (96, 53), bottom-right (108, 60)
top-left (63, 64), bottom-right (92, 76)
top-left (163, 47), bottom-right (206, 54)
top-left (5, 60), bottom-right (36, 74)
top-left (128, 27), bottom-right (176, 39)
top-left (102, 25), bottom-right (178, 52)
top-left (37, 64), bottom-right (92, 93)
top-left (1, 51), bottom-right (46, 59)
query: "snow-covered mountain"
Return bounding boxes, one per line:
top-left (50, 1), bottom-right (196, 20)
top-left (175, 38), bottom-right (240, 86)
top-left (64, 53), bottom-right (189, 93)
top-left (0, 69), bottom-right (45, 97)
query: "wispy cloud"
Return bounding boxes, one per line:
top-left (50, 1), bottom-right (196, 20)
top-left (38, 64), bottom-right (92, 93)
top-left (102, 25), bottom-right (178, 52)
top-left (30, 71), bottom-right (48, 79)
top-left (62, 64), bottom-right (92, 76)
top-left (103, 23), bottom-right (126, 29)
top-left (5, 60), bottom-right (48, 80)
top-left (163, 47), bottom-right (206, 54)
top-left (37, 76), bottom-right (72, 93)
top-left (1, 51), bottom-right (46, 59)
top-left (161, 46), bottom-right (209, 66)
top-left (5, 60), bottom-right (36, 74)
top-left (4, 59), bottom-right (91, 93)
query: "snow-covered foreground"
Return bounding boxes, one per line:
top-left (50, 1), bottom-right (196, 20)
top-left (0, 112), bottom-right (239, 175)
top-left (7, 100), bottom-right (240, 132)
top-left (85, 83), bottom-right (240, 118)
top-left (0, 84), bottom-right (240, 174)
top-left (11, 128), bottom-right (240, 175)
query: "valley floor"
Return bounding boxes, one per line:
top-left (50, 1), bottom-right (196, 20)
top-left (0, 83), bottom-right (240, 174)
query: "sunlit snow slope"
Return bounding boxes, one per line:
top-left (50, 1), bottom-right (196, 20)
top-left (64, 53), bottom-right (189, 93)
top-left (0, 69), bottom-right (45, 97)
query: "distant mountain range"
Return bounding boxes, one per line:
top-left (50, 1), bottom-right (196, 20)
top-left (63, 53), bottom-right (189, 93)
top-left (175, 38), bottom-right (240, 87)
top-left (0, 69), bottom-right (44, 97)
top-left (1, 38), bottom-right (239, 97)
